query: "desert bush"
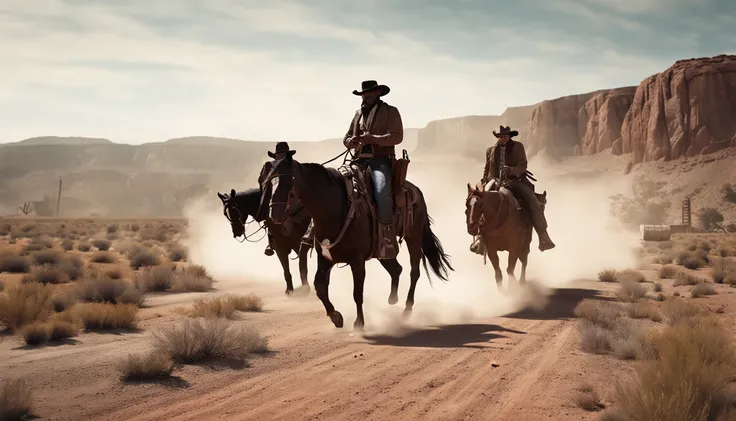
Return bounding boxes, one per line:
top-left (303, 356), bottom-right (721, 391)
top-left (136, 264), bottom-right (174, 292)
top-left (227, 293), bottom-right (264, 312)
top-left (61, 239), bottom-right (74, 251)
top-left (106, 223), bottom-right (119, 234)
top-left (129, 248), bottom-right (161, 269)
top-left (116, 351), bottom-right (175, 381)
top-left (609, 176), bottom-right (670, 229)
top-left (618, 269), bottom-right (646, 284)
top-left (90, 251), bottom-right (117, 264)
top-left (653, 282), bottom-right (663, 292)
top-left (626, 301), bottom-right (663, 322)
top-left (31, 249), bottom-right (62, 266)
top-left (0, 283), bottom-right (54, 331)
top-left (610, 315), bottom-right (736, 421)
top-left (51, 290), bottom-right (77, 312)
top-left (673, 271), bottom-right (707, 287)
top-left (690, 283), bottom-right (717, 298)
top-left (598, 269), bottom-right (618, 283)
top-left (699, 207), bottom-right (724, 231)
top-left (574, 300), bottom-right (624, 329)
top-left (711, 258), bottom-right (736, 284)
top-left (660, 298), bottom-right (705, 326)
top-left (77, 275), bottom-right (141, 306)
top-left (652, 254), bottom-right (674, 265)
top-left (152, 318), bottom-right (268, 363)
top-left (0, 254), bottom-right (30, 273)
top-left (574, 300), bottom-right (652, 360)
top-left (74, 303), bottom-right (138, 330)
top-left (22, 264), bottom-right (69, 285)
top-left (92, 239), bottom-right (111, 251)
top-left (20, 319), bottom-right (77, 346)
top-left (657, 265), bottom-right (678, 279)
top-left (77, 242), bottom-right (92, 252)
top-left (0, 379), bottom-right (34, 421)
top-left (681, 256), bottom-right (706, 270)
top-left (572, 383), bottom-right (604, 412)
top-left (167, 245), bottom-right (187, 262)
top-left (171, 265), bottom-right (214, 292)
top-left (188, 297), bottom-right (237, 319)
top-left (58, 255), bottom-right (84, 281)
top-left (617, 282), bottom-right (648, 303)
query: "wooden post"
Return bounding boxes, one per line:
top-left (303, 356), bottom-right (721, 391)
top-left (56, 178), bottom-right (62, 217)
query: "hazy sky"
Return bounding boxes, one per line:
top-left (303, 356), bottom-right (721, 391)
top-left (0, 0), bottom-right (733, 144)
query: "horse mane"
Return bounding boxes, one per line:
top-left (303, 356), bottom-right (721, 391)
top-left (298, 163), bottom-right (346, 192)
top-left (233, 188), bottom-right (262, 213)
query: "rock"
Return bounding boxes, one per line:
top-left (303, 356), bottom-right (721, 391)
top-left (621, 55), bottom-right (736, 163)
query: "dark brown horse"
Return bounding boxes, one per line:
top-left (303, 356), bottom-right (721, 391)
top-left (217, 185), bottom-right (312, 296)
top-left (465, 183), bottom-right (533, 290)
top-left (262, 155), bottom-right (453, 330)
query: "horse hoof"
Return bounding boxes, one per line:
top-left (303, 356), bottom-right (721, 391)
top-left (294, 285), bottom-right (310, 297)
top-left (388, 294), bottom-right (399, 305)
top-left (329, 311), bottom-right (344, 328)
top-left (353, 320), bottom-right (365, 331)
top-left (285, 289), bottom-right (294, 296)
top-left (402, 308), bottom-right (413, 319)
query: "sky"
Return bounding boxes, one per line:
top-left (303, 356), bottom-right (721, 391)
top-left (0, 0), bottom-right (734, 144)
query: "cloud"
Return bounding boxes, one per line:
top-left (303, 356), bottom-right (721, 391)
top-left (0, 0), bottom-right (728, 143)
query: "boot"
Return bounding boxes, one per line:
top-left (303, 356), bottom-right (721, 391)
top-left (377, 222), bottom-right (399, 260)
top-left (538, 230), bottom-right (555, 252)
top-left (264, 245), bottom-right (274, 256)
top-left (470, 236), bottom-right (485, 256)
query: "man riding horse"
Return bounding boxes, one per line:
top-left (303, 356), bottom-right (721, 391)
top-left (342, 80), bottom-right (404, 260)
top-left (261, 141), bottom-right (296, 256)
top-left (471, 125), bottom-right (555, 253)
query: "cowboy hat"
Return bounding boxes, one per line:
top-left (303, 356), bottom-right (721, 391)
top-left (493, 125), bottom-right (518, 138)
top-left (352, 80), bottom-right (390, 96)
top-left (267, 141), bottom-right (296, 159)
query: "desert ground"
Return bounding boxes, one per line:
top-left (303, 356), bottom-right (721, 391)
top-left (1, 155), bottom-right (736, 421)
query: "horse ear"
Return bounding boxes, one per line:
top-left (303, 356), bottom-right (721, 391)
top-left (230, 188), bottom-right (236, 197)
top-left (467, 183), bottom-right (473, 195)
top-left (217, 192), bottom-right (226, 203)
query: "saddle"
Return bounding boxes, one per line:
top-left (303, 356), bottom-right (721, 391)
top-left (486, 179), bottom-right (548, 214)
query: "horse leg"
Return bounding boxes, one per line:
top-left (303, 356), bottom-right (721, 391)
top-left (314, 253), bottom-right (342, 328)
top-left (507, 249), bottom-right (520, 290)
top-left (404, 236), bottom-right (422, 317)
top-left (275, 244), bottom-right (294, 296)
top-left (295, 243), bottom-right (311, 295)
top-left (519, 249), bottom-right (528, 285)
top-left (488, 250), bottom-right (503, 291)
top-left (379, 258), bottom-right (402, 305)
top-left (350, 260), bottom-right (367, 330)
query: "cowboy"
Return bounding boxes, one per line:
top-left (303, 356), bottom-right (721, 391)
top-left (474, 125), bottom-right (555, 252)
top-left (343, 80), bottom-right (403, 259)
top-left (260, 141), bottom-right (296, 256)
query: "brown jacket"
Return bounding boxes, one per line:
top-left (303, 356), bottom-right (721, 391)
top-left (343, 100), bottom-right (403, 157)
top-left (480, 139), bottom-right (529, 186)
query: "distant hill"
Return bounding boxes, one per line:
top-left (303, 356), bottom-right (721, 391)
top-left (11, 136), bottom-right (115, 146)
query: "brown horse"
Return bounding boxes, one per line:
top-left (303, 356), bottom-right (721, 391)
top-left (261, 155), bottom-right (453, 330)
top-left (465, 183), bottom-right (533, 290)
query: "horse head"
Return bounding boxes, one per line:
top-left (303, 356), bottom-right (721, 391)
top-left (217, 188), bottom-right (247, 238)
top-left (258, 155), bottom-right (301, 225)
top-left (465, 183), bottom-right (484, 236)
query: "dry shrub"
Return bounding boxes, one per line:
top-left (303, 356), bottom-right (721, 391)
top-left (92, 239), bottom-right (111, 251)
top-left (573, 383), bottom-right (604, 411)
top-left (0, 254), bottom-right (31, 273)
top-left (673, 271), bottom-right (707, 287)
top-left (90, 251), bottom-right (117, 264)
top-left (657, 241), bottom-right (674, 250)
top-left (660, 298), bottom-right (705, 326)
top-left (22, 264), bottom-right (69, 285)
top-left (681, 256), bottom-right (706, 270)
top-left (657, 265), bottom-right (678, 279)
top-left (167, 245), bottom-right (188, 262)
top-left (574, 300), bottom-right (624, 329)
top-left (51, 290), bottom-right (77, 312)
top-left (653, 282), bottom-right (663, 292)
top-left (152, 318), bottom-right (268, 363)
top-left (116, 351), bottom-right (175, 381)
top-left (105, 266), bottom-right (125, 280)
top-left (618, 269), bottom-right (646, 284)
top-left (31, 249), bottom-right (62, 266)
top-left (652, 254), bottom-right (674, 264)
top-left (21, 319), bottom-right (78, 345)
top-left (626, 301), bottom-right (663, 322)
top-left (106, 223), bottom-right (118, 234)
top-left (711, 258), bottom-right (736, 284)
top-left (574, 300), bottom-right (652, 360)
top-left (77, 275), bottom-right (143, 306)
top-left (691, 283), bottom-right (717, 298)
top-left (171, 265), bottom-right (214, 292)
top-left (129, 248), bottom-right (161, 269)
top-left (598, 269), bottom-right (618, 283)
top-left (617, 282), bottom-right (648, 303)
top-left (74, 303), bottom-right (138, 330)
top-left (136, 264), bottom-right (174, 292)
top-left (611, 315), bottom-right (736, 421)
top-left (77, 242), bottom-right (92, 252)
top-left (0, 283), bottom-right (54, 331)
top-left (228, 293), bottom-right (264, 312)
top-left (0, 379), bottom-right (33, 421)
top-left (61, 239), bottom-right (74, 251)
top-left (188, 297), bottom-right (237, 319)
top-left (58, 254), bottom-right (84, 280)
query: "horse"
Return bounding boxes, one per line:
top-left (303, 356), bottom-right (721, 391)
top-left (217, 186), bottom-right (312, 296)
top-left (261, 154), bottom-right (453, 330)
top-left (464, 182), bottom-right (533, 290)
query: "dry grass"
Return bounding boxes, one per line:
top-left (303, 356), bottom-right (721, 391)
top-left (20, 319), bottom-right (78, 346)
top-left (0, 379), bottom-right (33, 421)
top-left (152, 318), bottom-right (268, 364)
top-left (0, 283), bottom-right (54, 332)
top-left (74, 303), bottom-right (138, 330)
top-left (116, 351), bottom-right (176, 381)
top-left (77, 275), bottom-right (144, 306)
top-left (21, 264), bottom-right (70, 285)
top-left (129, 247), bottom-right (161, 269)
top-left (660, 298), bottom-right (706, 326)
top-left (0, 253), bottom-right (31, 273)
top-left (626, 301), bottom-right (663, 322)
top-left (711, 258), bottom-right (736, 284)
top-left (171, 265), bottom-right (214, 292)
top-left (673, 271), bottom-right (708, 287)
top-left (598, 269), bottom-right (618, 283)
top-left (618, 269), bottom-right (646, 283)
top-left (574, 300), bottom-right (654, 360)
top-left (185, 294), bottom-right (264, 319)
top-left (617, 282), bottom-right (648, 303)
top-left (657, 265), bottom-right (679, 279)
top-left (690, 283), bottom-right (717, 298)
top-left (135, 264), bottom-right (174, 292)
top-left (610, 313), bottom-right (736, 421)
top-left (572, 383), bottom-right (605, 412)
top-left (90, 251), bottom-right (117, 264)
top-left (227, 293), bottom-right (264, 312)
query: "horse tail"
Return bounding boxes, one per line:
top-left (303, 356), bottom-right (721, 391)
top-left (420, 212), bottom-right (454, 284)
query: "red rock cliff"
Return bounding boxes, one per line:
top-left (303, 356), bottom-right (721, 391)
top-left (621, 54), bottom-right (736, 164)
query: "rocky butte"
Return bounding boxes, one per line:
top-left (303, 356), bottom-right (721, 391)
top-left (414, 54), bottom-right (736, 164)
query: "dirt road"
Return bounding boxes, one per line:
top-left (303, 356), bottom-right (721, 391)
top-left (1, 277), bottom-right (634, 421)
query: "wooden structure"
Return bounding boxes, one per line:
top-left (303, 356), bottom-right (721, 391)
top-left (640, 224), bottom-right (672, 241)
top-left (682, 197), bottom-right (691, 227)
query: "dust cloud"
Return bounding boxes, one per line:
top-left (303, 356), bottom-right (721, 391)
top-left (182, 151), bottom-right (640, 335)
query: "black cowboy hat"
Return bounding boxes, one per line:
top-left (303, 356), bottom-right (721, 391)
top-left (267, 141), bottom-right (296, 159)
top-left (493, 125), bottom-right (518, 138)
top-left (352, 80), bottom-right (390, 96)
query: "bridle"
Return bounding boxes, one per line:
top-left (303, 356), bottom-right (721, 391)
top-left (261, 170), bottom-right (303, 226)
top-left (223, 198), bottom-right (266, 243)
top-left (466, 192), bottom-right (485, 235)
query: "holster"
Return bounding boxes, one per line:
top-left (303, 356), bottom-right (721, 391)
top-left (391, 149), bottom-right (410, 208)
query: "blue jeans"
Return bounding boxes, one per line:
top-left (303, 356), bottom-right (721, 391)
top-left (356, 156), bottom-right (392, 223)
